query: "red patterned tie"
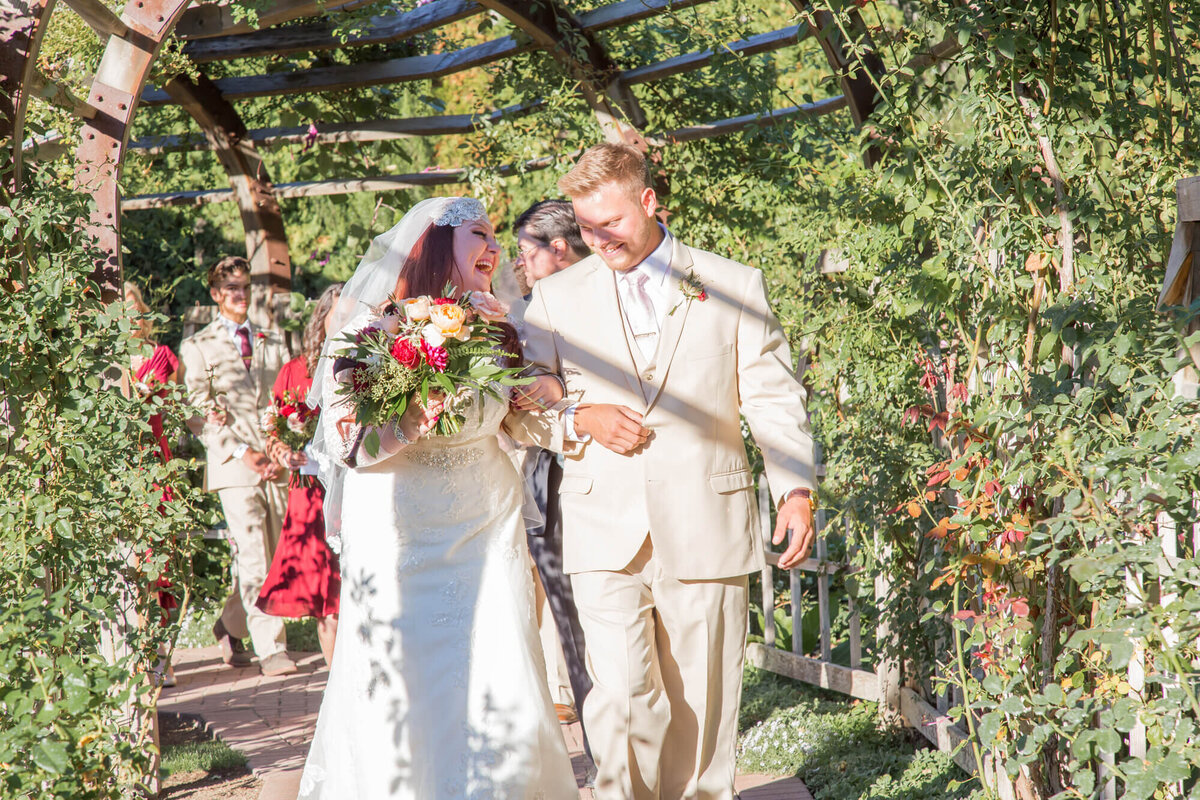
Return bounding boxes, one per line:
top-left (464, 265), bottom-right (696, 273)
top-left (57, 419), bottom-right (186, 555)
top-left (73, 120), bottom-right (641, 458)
top-left (235, 327), bottom-right (252, 370)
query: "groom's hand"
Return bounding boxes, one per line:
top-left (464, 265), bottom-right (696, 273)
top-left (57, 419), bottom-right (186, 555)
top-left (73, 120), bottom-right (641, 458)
top-left (774, 495), bottom-right (815, 570)
top-left (574, 404), bottom-right (650, 455)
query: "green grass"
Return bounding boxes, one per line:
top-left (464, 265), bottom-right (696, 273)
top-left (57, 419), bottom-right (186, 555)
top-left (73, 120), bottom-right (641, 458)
top-left (284, 617), bottom-right (320, 652)
top-left (737, 665), bottom-right (983, 800)
top-left (175, 603), bottom-right (321, 652)
top-left (160, 737), bottom-right (248, 777)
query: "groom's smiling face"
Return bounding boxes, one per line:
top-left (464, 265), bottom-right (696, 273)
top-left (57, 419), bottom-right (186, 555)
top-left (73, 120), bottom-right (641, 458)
top-left (572, 183), bottom-right (661, 273)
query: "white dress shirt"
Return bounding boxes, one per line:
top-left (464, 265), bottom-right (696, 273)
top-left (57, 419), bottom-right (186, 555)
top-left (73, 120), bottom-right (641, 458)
top-left (565, 226), bottom-right (673, 442)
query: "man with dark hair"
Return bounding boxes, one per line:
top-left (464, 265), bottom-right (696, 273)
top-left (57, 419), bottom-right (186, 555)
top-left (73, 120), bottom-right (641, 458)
top-left (511, 200), bottom-right (594, 754)
top-left (513, 199), bottom-right (592, 286)
top-left (179, 256), bottom-right (296, 676)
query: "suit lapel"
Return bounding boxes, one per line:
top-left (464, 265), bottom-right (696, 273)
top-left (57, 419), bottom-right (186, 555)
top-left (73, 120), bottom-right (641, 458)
top-left (589, 264), bottom-right (644, 402)
top-left (208, 318), bottom-right (253, 388)
top-left (646, 240), bottom-right (695, 412)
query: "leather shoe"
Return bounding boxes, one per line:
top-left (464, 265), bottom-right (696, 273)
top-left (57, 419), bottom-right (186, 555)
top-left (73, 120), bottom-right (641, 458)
top-left (212, 619), bottom-right (253, 667)
top-left (260, 652), bottom-right (298, 677)
top-left (554, 703), bottom-right (578, 724)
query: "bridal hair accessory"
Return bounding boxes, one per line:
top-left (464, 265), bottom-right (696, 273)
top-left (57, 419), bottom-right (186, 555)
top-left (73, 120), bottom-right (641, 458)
top-left (433, 197), bottom-right (487, 228)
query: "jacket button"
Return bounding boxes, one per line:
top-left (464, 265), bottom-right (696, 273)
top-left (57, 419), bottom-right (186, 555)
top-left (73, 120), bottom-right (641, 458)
top-left (643, 372), bottom-right (654, 381)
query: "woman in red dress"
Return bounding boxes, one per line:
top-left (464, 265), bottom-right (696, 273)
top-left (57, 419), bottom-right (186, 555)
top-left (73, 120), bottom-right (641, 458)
top-left (125, 281), bottom-right (181, 684)
top-left (256, 283), bottom-right (344, 667)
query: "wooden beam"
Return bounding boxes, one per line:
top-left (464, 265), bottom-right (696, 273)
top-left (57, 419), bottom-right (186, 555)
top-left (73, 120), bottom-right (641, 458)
top-left (789, 1), bottom-right (885, 166)
top-left (173, 0), bottom-right (372, 40)
top-left (62, 0), bottom-right (129, 38)
top-left (476, 0), bottom-right (646, 141)
top-left (163, 71), bottom-right (291, 291)
top-left (579, 0), bottom-right (715, 30)
top-left (900, 687), bottom-right (978, 775)
top-left (141, 35), bottom-right (529, 106)
top-left (182, 0), bottom-right (719, 64)
top-left (745, 643), bottom-right (880, 702)
top-left (122, 101), bottom-right (849, 209)
top-left (145, 0), bottom-right (701, 111)
top-left (129, 102), bottom-right (542, 153)
top-left (623, 25), bottom-right (804, 85)
top-left (27, 70), bottom-right (98, 118)
top-left (661, 95), bottom-right (847, 142)
top-left (182, 0), bottom-right (480, 64)
top-left (1179, 175), bottom-right (1200, 223)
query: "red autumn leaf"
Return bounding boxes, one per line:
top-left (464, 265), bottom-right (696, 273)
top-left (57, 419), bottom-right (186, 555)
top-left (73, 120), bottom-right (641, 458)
top-left (928, 411), bottom-right (949, 433)
top-left (1010, 599), bottom-right (1030, 618)
top-left (902, 406), bottom-right (921, 425)
top-left (984, 480), bottom-right (1002, 497)
top-left (927, 470), bottom-right (951, 487)
top-left (953, 610), bottom-right (977, 621)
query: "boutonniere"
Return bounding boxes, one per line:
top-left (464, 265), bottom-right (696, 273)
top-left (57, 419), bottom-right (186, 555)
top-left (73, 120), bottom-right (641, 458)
top-left (255, 331), bottom-right (268, 341)
top-left (668, 270), bottom-right (707, 316)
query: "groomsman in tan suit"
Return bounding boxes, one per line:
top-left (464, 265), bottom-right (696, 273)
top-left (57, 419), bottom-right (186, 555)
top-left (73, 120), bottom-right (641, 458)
top-left (179, 257), bottom-right (296, 677)
top-left (516, 144), bottom-right (817, 800)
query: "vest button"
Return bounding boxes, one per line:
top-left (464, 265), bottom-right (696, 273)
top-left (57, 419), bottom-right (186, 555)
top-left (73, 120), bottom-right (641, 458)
top-left (643, 372), bottom-right (654, 381)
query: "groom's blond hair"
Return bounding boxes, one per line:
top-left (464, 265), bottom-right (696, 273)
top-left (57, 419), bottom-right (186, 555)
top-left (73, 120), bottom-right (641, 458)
top-left (558, 142), bottom-right (650, 200)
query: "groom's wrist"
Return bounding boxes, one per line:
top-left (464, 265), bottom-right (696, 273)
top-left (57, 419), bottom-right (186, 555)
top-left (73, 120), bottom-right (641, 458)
top-left (563, 403), bottom-right (592, 443)
top-left (779, 487), bottom-right (814, 510)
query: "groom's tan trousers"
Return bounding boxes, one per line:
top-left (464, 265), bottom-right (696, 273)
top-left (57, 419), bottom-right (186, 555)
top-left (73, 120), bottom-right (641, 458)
top-left (216, 482), bottom-right (288, 659)
top-left (572, 535), bottom-right (749, 800)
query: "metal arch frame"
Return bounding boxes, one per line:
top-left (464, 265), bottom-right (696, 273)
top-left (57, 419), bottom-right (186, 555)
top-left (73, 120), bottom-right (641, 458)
top-left (2, 0), bottom-right (58, 193)
top-left (162, 71), bottom-right (291, 293)
top-left (75, 0), bottom-right (294, 303)
top-left (474, 0), bottom-right (646, 148)
top-left (74, 0), bottom-right (198, 299)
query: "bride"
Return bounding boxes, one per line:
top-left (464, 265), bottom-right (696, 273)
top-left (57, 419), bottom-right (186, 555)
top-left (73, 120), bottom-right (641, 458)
top-left (299, 197), bottom-right (577, 798)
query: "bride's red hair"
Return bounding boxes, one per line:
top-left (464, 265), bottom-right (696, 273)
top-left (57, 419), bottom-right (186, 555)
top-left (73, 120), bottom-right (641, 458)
top-left (395, 222), bottom-right (522, 367)
top-left (395, 223), bottom-right (457, 299)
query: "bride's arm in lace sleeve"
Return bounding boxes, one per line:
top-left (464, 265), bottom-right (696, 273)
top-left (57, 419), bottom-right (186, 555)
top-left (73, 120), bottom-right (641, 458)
top-left (332, 384), bottom-right (445, 470)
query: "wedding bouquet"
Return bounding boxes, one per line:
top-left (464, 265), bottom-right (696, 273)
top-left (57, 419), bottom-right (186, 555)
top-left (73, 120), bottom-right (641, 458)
top-left (333, 288), bottom-right (530, 457)
top-left (260, 388), bottom-right (319, 452)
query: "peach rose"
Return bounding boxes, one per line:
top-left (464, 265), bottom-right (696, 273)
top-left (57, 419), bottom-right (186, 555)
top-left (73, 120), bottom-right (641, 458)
top-left (423, 303), bottom-right (471, 346)
top-left (467, 291), bottom-right (510, 322)
top-left (404, 296), bottom-right (432, 322)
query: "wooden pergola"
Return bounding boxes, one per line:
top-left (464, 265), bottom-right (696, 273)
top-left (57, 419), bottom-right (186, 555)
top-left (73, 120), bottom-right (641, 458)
top-left (2, 0), bottom-right (899, 303)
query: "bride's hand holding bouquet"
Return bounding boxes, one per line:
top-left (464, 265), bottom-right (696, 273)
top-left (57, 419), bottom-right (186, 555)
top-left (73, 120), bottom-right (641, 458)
top-left (333, 286), bottom-right (530, 458)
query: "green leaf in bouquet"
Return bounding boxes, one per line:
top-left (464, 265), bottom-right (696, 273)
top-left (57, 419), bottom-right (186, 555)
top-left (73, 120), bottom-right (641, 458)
top-left (433, 373), bottom-right (456, 396)
top-left (364, 430), bottom-right (380, 459)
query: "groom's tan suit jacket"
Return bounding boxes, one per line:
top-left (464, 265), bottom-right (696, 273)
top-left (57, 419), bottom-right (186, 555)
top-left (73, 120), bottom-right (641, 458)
top-left (179, 319), bottom-right (289, 492)
top-left (512, 237), bottom-right (816, 580)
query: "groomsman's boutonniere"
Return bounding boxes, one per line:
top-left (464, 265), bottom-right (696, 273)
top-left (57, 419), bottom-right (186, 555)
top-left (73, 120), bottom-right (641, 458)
top-left (255, 331), bottom-right (268, 341)
top-left (669, 270), bottom-right (708, 316)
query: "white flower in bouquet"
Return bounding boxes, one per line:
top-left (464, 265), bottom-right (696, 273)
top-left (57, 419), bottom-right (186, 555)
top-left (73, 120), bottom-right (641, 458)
top-left (259, 408), bottom-right (278, 432)
top-left (286, 412), bottom-right (306, 434)
top-left (404, 296), bottom-right (431, 321)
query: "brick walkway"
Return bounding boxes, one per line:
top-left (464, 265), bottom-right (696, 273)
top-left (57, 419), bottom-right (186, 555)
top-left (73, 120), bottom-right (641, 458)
top-left (158, 646), bottom-right (813, 800)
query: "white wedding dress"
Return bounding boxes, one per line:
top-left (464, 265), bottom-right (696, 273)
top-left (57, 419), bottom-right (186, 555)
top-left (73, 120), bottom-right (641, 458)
top-left (299, 380), bottom-right (577, 798)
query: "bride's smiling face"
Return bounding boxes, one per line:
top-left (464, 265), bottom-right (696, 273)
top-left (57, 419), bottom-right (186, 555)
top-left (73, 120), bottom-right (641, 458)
top-left (450, 217), bottom-right (501, 295)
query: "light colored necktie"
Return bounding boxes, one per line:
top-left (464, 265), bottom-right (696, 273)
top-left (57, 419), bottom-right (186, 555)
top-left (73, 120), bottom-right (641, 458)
top-left (622, 269), bottom-right (658, 361)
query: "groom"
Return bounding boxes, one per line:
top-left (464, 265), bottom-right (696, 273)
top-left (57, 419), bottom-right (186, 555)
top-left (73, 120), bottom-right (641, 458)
top-left (515, 143), bottom-right (817, 800)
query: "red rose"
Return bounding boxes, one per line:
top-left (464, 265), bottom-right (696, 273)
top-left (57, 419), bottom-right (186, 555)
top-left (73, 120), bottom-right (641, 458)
top-left (432, 297), bottom-right (456, 306)
top-left (697, 290), bottom-right (708, 302)
top-left (421, 341), bottom-right (449, 372)
top-left (391, 337), bottom-right (421, 369)
top-left (279, 403), bottom-right (297, 418)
